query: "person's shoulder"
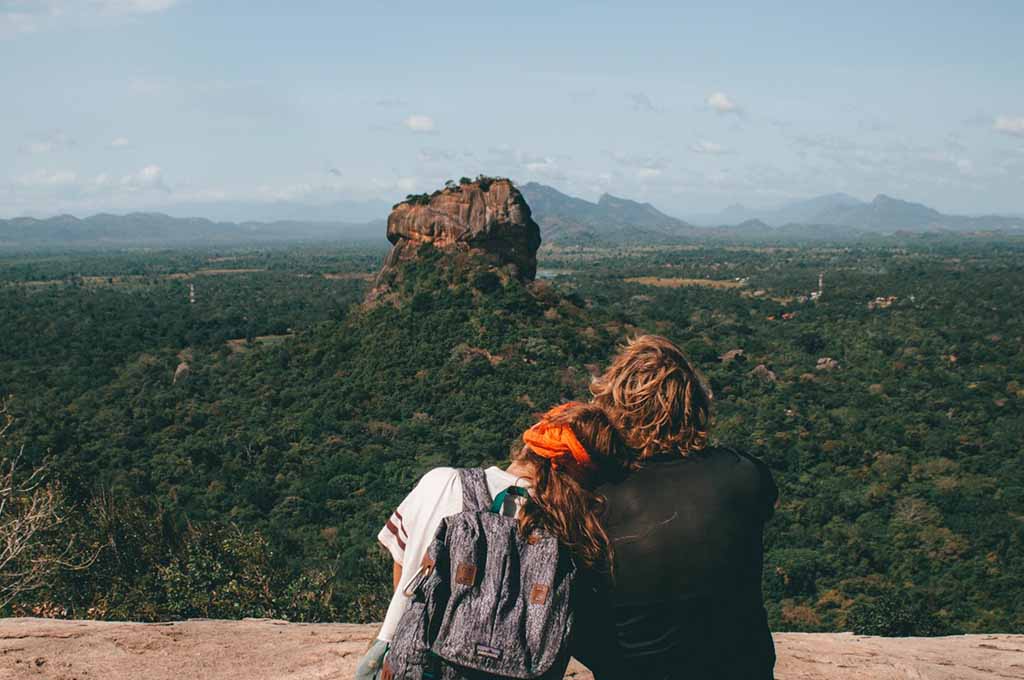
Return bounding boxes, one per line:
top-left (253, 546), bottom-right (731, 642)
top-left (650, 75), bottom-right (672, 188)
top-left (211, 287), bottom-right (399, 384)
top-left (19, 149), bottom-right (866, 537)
top-left (700, 446), bottom-right (774, 483)
top-left (401, 467), bottom-right (464, 515)
top-left (416, 466), bottom-right (461, 490)
top-left (627, 446), bottom-right (752, 472)
top-left (613, 446), bottom-right (772, 494)
top-left (710, 445), bottom-right (764, 468)
top-left (708, 446), bottom-right (778, 518)
top-left (484, 465), bottom-right (522, 485)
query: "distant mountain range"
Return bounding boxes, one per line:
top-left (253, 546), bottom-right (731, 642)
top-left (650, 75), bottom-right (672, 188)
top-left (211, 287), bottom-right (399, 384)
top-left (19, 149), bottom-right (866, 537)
top-left (3, 183), bottom-right (1021, 249)
top-left (158, 197), bottom-right (394, 224)
top-left (522, 183), bottom-right (1022, 243)
top-left (519, 182), bottom-right (697, 242)
top-left (687, 192), bottom-right (1024, 232)
top-left (0, 213), bottom-right (385, 248)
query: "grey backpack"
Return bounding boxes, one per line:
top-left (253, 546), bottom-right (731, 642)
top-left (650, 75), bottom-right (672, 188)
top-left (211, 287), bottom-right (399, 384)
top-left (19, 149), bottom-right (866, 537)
top-left (382, 468), bottom-right (576, 680)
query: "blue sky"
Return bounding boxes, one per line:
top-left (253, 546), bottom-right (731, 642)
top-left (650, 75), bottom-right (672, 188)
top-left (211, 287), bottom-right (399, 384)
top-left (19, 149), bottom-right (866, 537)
top-left (2, 0), bottom-right (1023, 219)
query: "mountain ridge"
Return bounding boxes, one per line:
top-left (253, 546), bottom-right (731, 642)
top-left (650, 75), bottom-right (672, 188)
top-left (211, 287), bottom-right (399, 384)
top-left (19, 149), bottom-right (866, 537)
top-left (3, 183), bottom-right (1022, 249)
top-left (519, 181), bottom-right (696, 243)
top-left (689, 192), bottom-right (1023, 232)
top-left (0, 212), bottom-right (386, 247)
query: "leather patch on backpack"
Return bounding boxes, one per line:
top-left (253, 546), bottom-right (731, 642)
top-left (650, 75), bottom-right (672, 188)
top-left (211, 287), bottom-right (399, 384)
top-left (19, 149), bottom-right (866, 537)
top-left (455, 562), bottom-right (477, 586)
top-left (530, 584), bottom-right (550, 605)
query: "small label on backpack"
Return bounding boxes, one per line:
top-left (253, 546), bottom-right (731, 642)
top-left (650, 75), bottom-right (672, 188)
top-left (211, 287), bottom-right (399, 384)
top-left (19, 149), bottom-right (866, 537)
top-left (455, 562), bottom-right (477, 586)
top-left (475, 644), bottom-right (503, 660)
top-left (530, 584), bottom-right (550, 605)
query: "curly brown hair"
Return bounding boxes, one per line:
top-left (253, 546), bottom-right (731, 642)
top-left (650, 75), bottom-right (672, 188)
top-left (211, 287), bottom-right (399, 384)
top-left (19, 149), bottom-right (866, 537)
top-left (590, 335), bottom-right (712, 460)
top-left (512, 402), bottom-right (630, 572)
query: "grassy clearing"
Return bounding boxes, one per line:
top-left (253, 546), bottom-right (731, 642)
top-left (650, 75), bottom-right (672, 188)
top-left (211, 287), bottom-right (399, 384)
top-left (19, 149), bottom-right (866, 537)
top-left (624, 276), bottom-right (745, 289)
top-left (225, 334), bottom-right (295, 353)
top-left (322, 272), bottom-right (375, 281)
top-left (194, 268), bottom-right (266, 276)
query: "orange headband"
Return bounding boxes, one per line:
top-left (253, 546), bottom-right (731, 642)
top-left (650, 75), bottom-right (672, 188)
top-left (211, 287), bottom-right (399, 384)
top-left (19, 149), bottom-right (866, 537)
top-left (522, 402), bottom-right (593, 470)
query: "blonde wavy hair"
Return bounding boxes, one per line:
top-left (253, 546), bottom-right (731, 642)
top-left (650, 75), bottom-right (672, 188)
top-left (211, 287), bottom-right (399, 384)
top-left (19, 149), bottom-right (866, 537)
top-left (590, 335), bottom-right (712, 460)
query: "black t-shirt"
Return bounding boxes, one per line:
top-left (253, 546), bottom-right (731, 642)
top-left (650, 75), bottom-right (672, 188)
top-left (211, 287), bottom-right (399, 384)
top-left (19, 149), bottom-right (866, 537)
top-left (573, 447), bottom-right (778, 680)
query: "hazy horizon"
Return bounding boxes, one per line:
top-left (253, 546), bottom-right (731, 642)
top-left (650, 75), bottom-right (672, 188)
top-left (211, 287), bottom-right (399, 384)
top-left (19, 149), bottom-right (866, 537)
top-left (3, 1), bottom-right (1023, 219)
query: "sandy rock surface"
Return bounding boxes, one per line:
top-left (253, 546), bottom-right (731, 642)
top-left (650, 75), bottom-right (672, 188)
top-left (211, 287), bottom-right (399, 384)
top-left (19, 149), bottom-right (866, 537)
top-left (0, 618), bottom-right (1021, 680)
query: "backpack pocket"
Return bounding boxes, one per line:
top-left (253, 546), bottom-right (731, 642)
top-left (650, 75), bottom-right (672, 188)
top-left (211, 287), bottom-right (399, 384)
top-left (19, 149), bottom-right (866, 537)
top-left (383, 600), bottom-right (433, 678)
top-left (431, 513), bottom-right (575, 679)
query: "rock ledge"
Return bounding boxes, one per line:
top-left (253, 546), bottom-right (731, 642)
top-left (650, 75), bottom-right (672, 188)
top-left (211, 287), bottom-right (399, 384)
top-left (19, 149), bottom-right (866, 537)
top-left (1, 618), bottom-right (1021, 680)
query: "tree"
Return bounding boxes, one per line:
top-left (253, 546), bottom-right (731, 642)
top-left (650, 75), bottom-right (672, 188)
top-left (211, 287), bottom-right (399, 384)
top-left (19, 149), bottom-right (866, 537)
top-left (0, 398), bottom-right (101, 609)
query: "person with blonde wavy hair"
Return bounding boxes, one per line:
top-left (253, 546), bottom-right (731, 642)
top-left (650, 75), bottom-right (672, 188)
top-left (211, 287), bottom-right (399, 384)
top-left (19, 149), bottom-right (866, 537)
top-left (575, 335), bottom-right (779, 680)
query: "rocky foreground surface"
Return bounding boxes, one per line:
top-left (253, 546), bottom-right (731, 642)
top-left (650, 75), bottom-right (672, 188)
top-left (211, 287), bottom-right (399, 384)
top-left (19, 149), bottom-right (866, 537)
top-left (1, 618), bottom-right (1021, 680)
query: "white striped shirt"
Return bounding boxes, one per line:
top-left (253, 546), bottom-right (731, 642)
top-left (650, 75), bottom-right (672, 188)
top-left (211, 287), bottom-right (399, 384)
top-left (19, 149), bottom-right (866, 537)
top-left (376, 466), bottom-right (527, 642)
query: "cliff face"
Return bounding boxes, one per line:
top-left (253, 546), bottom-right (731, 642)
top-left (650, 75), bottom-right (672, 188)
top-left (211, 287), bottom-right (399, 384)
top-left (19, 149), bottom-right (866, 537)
top-left (1, 618), bottom-right (1021, 680)
top-left (367, 178), bottom-right (541, 303)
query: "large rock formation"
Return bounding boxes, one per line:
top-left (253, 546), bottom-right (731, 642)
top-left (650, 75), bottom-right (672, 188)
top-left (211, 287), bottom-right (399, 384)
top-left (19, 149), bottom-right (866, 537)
top-left (1, 618), bottom-right (1021, 680)
top-left (367, 178), bottom-right (541, 303)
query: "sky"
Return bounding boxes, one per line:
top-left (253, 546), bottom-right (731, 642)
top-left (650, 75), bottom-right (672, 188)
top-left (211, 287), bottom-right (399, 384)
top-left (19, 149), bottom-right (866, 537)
top-left (2, 0), bottom-right (1024, 219)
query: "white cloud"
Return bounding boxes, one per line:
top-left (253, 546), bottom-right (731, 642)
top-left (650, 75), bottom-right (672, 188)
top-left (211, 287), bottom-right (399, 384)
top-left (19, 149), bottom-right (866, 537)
top-left (109, 136), bottom-right (131, 148)
top-left (0, 10), bottom-right (37, 38)
top-left (690, 140), bottom-right (729, 155)
top-left (138, 164), bottom-right (161, 181)
top-left (706, 91), bottom-right (740, 114)
top-left (525, 157), bottom-right (557, 173)
top-left (119, 164), bottom-right (167, 191)
top-left (21, 130), bottom-right (75, 154)
top-left (417, 147), bottom-right (456, 163)
top-left (606, 151), bottom-right (669, 170)
top-left (24, 140), bottom-right (57, 154)
top-left (403, 114), bottom-right (436, 133)
top-left (12, 164), bottom-right (167, 198)
top-left (96, 0), bottom-right (178, 13)
top-left (396, 177), bottom-right (418, 192)
top-left (519, 155), bottom-right (566, 181)
top-left (956, 159), bottom-right (975, 175)
top-left (1, 1), bottom-right (178, 39)
top-left (994, 116), bottom-right (1024, 137)
top-left (628, 92), bottom-right (656, 112)
top-left (16, 169), bottom-right (79, 187)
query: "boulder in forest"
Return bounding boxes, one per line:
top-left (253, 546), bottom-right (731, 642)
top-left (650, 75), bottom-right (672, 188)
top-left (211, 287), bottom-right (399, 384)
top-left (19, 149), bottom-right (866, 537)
top-left (173, 361), bottom-right (191, 384)
top-left (750, 364), bottom-right (778, 383)
top-left (816, 357), bottom-right (840, 371)
top-left (720, 348), bottom-right (746, 364)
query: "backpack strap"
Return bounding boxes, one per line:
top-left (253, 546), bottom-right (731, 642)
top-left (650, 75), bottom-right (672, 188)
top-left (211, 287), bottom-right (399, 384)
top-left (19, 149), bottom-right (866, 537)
top-left (458, 468), bottom-right (492, 513)
top-left (490, 486), bottom-right (529, 514)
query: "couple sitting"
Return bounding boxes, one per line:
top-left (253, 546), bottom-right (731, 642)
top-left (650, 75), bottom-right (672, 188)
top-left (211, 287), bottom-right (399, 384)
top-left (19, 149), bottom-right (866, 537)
top-left (357, 335), bottom-right (777, 680)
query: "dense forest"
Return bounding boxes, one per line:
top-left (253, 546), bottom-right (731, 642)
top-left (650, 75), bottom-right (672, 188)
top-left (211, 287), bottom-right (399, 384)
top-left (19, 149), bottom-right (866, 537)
top-left (1, 237), bottom-right (1022, 634)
